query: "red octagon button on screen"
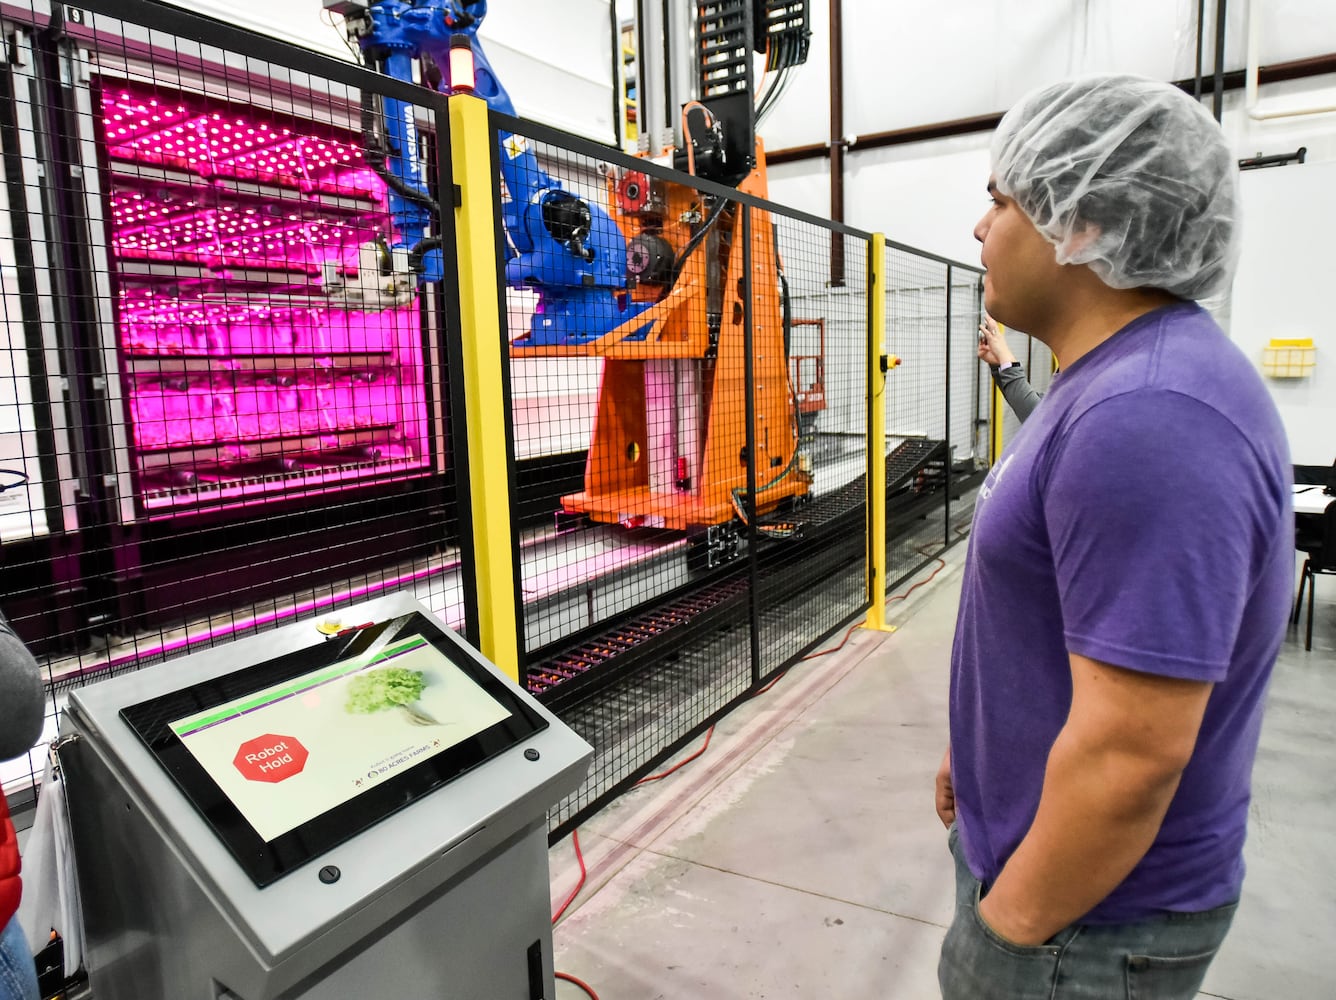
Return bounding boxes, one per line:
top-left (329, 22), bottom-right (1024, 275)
top-left (233, 734), bottom-right (308, 783)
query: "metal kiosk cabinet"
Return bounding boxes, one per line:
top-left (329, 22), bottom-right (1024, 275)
top-left (56, 593), bottom-right (592, 999)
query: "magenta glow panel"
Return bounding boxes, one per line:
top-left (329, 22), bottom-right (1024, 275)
top-left (102, 90), bottom-right (378, 197)
top-left (110, 189), bottom-right (376, 273)
top-left (102, 80), bottom-right (436, 520)
top-left (119, 292), bottom-right (396, 356)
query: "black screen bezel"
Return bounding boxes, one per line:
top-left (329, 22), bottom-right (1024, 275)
top-left (119, 612), bottom-right (547, 887)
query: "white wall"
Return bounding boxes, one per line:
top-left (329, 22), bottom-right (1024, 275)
top-left (763, 0), bottom-right (1336, 149)
top-left (777, 71), bottom-right (1336, 269)
top-left (763, 1), bottom-right (1336, 469)
top-left (759, 0), bottom-right (1336, 266)
top-left (151, 1), bottom-right (350, 61)
top-left (477, 1), bottom-right (616, 142)
top-left (161, 0), bottom-right (617, 142)
top-left (1229, 159), bottom-right (1336, 466)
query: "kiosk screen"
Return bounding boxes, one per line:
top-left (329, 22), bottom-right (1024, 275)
top-left (120, 612), bottom-right (546, 886)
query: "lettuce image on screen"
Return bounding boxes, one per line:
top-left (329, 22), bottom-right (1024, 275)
top-left (345, 667), bottom-right (440, 727)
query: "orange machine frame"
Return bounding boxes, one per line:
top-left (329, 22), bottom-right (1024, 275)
top-left (511, 144), bottom-right (809, 533)
top-left (789, 318), bottom-right (826, 419)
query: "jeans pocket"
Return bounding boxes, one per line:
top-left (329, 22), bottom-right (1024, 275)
top-left (969, 881), bottom-right (1061, 959)
top-left (1125, 947), bottom-right (1223, 1000)
top-left (1124, 899), bottom-right (1235, 1000)
top-left (940, 890), bottom-right (1062, 1000)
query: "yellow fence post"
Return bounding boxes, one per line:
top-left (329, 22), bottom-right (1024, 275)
top-left (864, 233), bottom-right (895, 633)
top-left (989, 321), bottom-right (1006, 465)
top-left (449, 93), bottom-right (520, 679)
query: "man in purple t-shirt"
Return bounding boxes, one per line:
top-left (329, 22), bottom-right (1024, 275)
top-left (935, 76), bottom-right (1292, 999)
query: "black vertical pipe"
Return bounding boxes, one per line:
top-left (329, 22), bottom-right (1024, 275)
top-left (434, 105), bottom-right (482, 652)
top-left (742, 205), bottom-right (762, 688)
top-left (1194, 0), bottom-right (1206, 98)
top-left (660, 0), bottom-right (674, 145)
top-left (943, 266), bottom-right (952, 549)
top-left (828, 0), bottom-right (845, 286)
top-left (0, 68), bottom-right (62, 548)
top-left (610, 2), bottom-right (622, 150)
top-left (0, 59), bottom-right (84, 650)
top-left (35, 23), bottom-right (120, 634)
top-left (1212, 0), bottom-right (1227, 121)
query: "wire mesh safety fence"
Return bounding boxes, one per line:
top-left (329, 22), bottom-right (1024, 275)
top-left (489, 111), bottom-right (882, 834)
top-left (754, 223), bottom-right (870, 675)
top-left (882, 246), bottom-right (986, 592)
top-left (498, 125), bottom-right (722, 670)
top-left (0, 2), bottom-right (471, 812)
top-left (948, 272), bottom-right (983, 475)
top-left (947, 269), bottom-right (987, 543)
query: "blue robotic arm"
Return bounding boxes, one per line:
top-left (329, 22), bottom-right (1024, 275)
top-left (349, 0), bottom-right (646, 343)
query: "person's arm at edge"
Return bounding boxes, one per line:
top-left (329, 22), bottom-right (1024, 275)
top-left (994, 366), bottom-right (1043, 423)
top-left (979, 314), bottom-right (1042, 422)
top-left (976, 652), bottom-right (1212, 945)
top-left (978, 314), bottom-right (1015, 368)
top-left (0, 616), bottom-right (47, 760)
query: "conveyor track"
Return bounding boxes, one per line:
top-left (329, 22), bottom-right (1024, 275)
top-left (526, 437), bottom-right (951, 703)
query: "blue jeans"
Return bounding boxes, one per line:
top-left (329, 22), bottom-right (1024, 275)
top-left (939, 825), bottom-right (1235, 1000)
top-left (0, 916), bottom-right (37, 1000)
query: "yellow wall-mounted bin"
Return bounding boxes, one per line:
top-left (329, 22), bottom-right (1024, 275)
top-left (1261, 338), bottom-right (1316, 378)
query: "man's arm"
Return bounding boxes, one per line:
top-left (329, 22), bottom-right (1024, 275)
top-left (976, 652), bottom-right (1212, 945)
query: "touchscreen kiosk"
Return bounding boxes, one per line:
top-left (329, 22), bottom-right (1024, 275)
top-left (57, 594), bottom-right (592, 1000)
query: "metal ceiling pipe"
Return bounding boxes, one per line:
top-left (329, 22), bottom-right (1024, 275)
top-left (1194, 0), bottom-right (1206, 99)
top-left (829, 0), bottom-right (845, 286)
top-left (767, 52), bottom-right (1336, 164)
top-left (1212, 0), bottom-right (1227, 121)
top-left (1245, 3), bottom-right (1336, 120)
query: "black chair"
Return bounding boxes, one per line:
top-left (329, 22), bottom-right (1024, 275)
top-left (1294, 499), bottom-right (1336, 651)
top-left (1293, 458), bottom-right (1336, 494)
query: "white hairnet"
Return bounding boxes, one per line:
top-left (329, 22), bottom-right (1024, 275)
top-left (991, 74), bottom-right (1239, 300)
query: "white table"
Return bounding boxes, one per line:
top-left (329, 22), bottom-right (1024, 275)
top-left (1294, 484), bottom-right (1333, 516)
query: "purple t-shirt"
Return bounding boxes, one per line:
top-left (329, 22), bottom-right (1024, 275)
top-left (950, 301), bottom-right (1291, 924)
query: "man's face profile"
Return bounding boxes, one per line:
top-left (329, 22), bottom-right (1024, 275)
top-left (973, 177), bottom-right (1065, 334)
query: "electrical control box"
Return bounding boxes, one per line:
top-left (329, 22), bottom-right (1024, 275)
top-left (58, 593), bottom-right (592, 999)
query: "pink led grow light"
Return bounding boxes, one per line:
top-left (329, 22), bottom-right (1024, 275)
top-left (109, 192), bottom-right (380, 273)
top-left (103, 80), bottom-right (435, 518)
top-left (102, 91), bottom-right (377, 197)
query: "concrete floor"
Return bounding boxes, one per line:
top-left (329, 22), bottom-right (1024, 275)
top-left (547, 547), bottom-right (1336, 999)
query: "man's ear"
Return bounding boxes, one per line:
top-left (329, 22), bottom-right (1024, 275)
top-left (1062, 221), bottom-right (1103, 259)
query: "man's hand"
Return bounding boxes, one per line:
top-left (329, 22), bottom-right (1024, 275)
top-left (935, 746), bottom-right (955, 827)
top-left (978, 892), bottom-right (1047, 947)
